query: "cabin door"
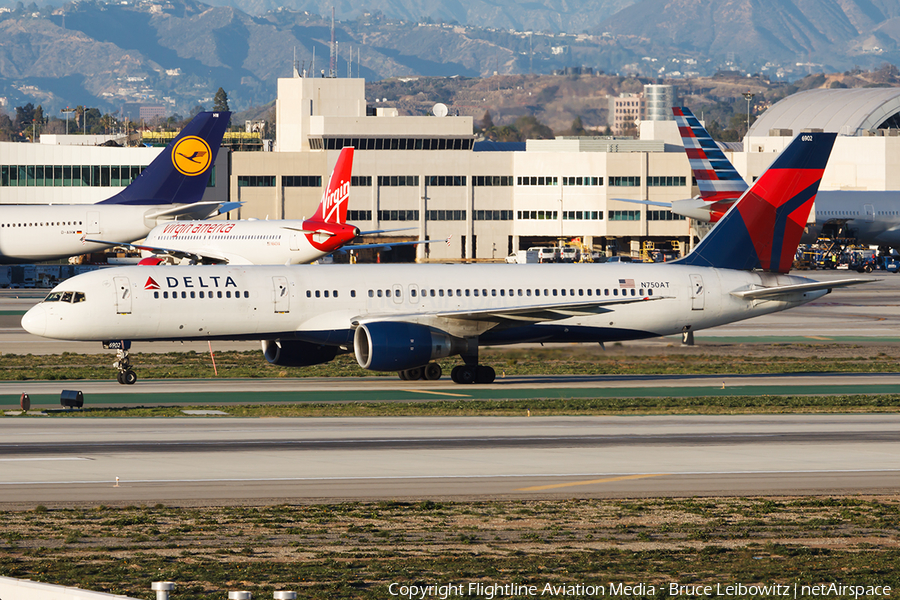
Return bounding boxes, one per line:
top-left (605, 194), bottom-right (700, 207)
top-left (114, 276), bottom-right (132, 314)
top-left (690, 274), bottom-right (705, 311)
top-left (273, 276), bottom-right (290, 313)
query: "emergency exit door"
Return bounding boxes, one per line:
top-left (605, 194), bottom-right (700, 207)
top-left (690, 274), bottom-right (704, 310)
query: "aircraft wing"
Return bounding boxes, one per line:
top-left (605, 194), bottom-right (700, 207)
top-left (145, 201), bottom-right (240, 221)
top-left (84, 239), bottom-right (230, 264)
top-left (730, 278), bottom-right (872, 300)
top-left (357, 296), bottom-right (664, 329)
top-left (343, 238), bottom-right (449, 251)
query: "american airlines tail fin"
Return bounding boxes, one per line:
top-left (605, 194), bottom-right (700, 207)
top-left (99, 111), bottom-right (230, 206)
top-left (678, 132), bottom-right (837, 273)
top-left (310, 147), bottom-right (354, 225)
top-left (673, 107), bottom-right (748, 201)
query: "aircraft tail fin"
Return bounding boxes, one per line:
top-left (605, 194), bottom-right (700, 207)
top-left (674, 107), bottom-right (748, 201)
top-left (99, 111), bottom-right (230, 206)
top-left (677, 131), bottom-right (837, 273)
top-left (310, 147), bottom-right (354, 225)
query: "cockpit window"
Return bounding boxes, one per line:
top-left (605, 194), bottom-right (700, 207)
top-left (44, 291), bottom-right (86, 304)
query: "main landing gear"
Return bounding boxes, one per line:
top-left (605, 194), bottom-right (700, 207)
top-left (113, 348), bottom-right (137, 385)
top-left (398, 362), bottom-right (443, 381)
top-left (450, 365), bottom-right (495, 384)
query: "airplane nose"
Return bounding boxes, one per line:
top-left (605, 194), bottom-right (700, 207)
top-left (21, 305), bottom-right (46, 337)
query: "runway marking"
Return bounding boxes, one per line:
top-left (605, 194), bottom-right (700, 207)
top-left (401, 389), bottom-right (471, 398)
top-left (515, 473), bottom-right (665, 491)
top-left (805, 336), bottom-right (833, 340)
top-left (0, 457), bottom-right (90, 462)
top-left (2, 469), bottom-right (899, 486)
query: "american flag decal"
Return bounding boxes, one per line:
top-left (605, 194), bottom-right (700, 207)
top-left (618, 278), bottom-right (635, 288)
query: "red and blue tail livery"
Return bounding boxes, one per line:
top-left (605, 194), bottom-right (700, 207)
top-left (679, 131), bottom-right (837, 273)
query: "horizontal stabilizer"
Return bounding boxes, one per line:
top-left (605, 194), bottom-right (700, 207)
top-left (145, 201), bottom-right (230, 221)
top-left (612, 197), bottom-right (674, 208)
top-left (343, 238), bottom-right (449, 252)
top-left (730, 278), bottom-right (872, 300)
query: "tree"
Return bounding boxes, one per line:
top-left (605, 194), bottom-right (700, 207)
top-left (213, 87), bottom-right (230, 112)
top-left (189, 104), bottom-right (205, 118)
top-left (15, 103), bottom-right (35, 130)
top-left (514, 115), bottom-right (554, 140)
top-left (479, 110), bottom-right (494, 131)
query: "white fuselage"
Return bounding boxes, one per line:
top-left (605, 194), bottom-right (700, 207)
top-left (0, 204), bottom-right (166, 264)
top-left (23, 263), bottom-right (826, 345)
top-left (144, 219), bottom-right (326, 265)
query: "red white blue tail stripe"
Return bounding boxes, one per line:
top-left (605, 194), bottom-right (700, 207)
top-left (673, 107), bottom-right (748, 202)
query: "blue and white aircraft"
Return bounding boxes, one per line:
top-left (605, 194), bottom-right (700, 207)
top-left (0, 111), bottom-right (232, 264)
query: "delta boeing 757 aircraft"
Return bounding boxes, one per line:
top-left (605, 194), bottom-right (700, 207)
top-left (0, 111), bottom-right (232, 264)
top-left (23, 132), bottom-right (867, 385)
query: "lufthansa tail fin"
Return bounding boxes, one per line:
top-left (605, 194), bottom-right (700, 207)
top-left (99, 111), bottom-right (230, 206)
top-left (677, 131), bottom-right (837, 273)
top-left (310, 147), bottom-right (354, 225)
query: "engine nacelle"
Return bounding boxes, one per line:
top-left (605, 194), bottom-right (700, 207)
top-left (354, 321), bottom-right (457, 371)
top-left (261, 339), bottom-right (338, 367)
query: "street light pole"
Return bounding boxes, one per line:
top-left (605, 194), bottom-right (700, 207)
top-left (742, 91), bottom-right (755, 135)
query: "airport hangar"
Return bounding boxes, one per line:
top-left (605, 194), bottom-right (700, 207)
top-left (3, 85), bottom-right (900, 261)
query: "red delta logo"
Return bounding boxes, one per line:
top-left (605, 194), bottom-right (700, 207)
top-left (144, 277), bottom-right (160, 290)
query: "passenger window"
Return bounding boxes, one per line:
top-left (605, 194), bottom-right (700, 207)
top-left (154, 291), bottom-right (159, 299)
top-left (613, 289), bottom-right (618, 296)
top-left (226, 291), bottom-right (231, 298)
top-left (466, 290), bottom-right (471, 297)
top-left (315, 290), bottom-right (321, 298)
top-left (368, 290), bottom-right (374, 297)
top-left (561, 289), bottom-right (566, 296)
top-left (190, 291), bottom-right (195, 298)
top-left (570, 289), bottom-right (575, 296)
top-left (386, 289), bottom-right (391, 297)
top-left (351, 290), bottom-right (356, 298)
top-left (439, 289), bottom-right (444, 297)
top-left (553, 289), bottom-right (558, 296)
top-left (500, 289), bottom-right (505, 297)
top-left (517, 289), bottom-right (523, 296)
top-left (181, 292), bottom-right (187, 299)
top-left (430, 290), bottom-right (436, 297)
top-left (332, 291), bottom-right (337, 298)
top-left (456, 289), bottom-right (461, 296)
top-left (604, 289), bottom-right (609, 296)
top-left (377, 290), bottom-right (383, 297)
top-left (586, 289), bottom-right (591, 296)
top-left (218, 291), bottom-right (223, 298)
top-left (482, 289), bottom-right (487, 296)
top-left (631, 289), bottom-right (636, 296)
top-left (648, 289), bottom-right (653, 296)
top-left (526, 289), bottom-right (532, 297)
top-left (163, 291), bottom-right (168, 299)
top-left (411, 289), bottom-right (417, 297)
top-left (492, 289), bottom-right (497, 297)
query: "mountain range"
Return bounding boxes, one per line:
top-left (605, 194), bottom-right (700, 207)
top-left (1, 0), bottom-right (900, 117)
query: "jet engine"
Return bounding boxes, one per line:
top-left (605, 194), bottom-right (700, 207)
top-left (353, 322), bottom-right (459, 371)
top-left (261, 339), bottom-right (338, 367)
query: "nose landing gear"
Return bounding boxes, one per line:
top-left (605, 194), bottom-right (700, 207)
top-left (104, 341), bottom-right (137, 385)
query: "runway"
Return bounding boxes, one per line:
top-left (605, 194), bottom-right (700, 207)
top-left (0, 415), bottom-right (897, 506)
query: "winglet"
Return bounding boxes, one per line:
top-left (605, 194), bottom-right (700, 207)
top-left (677, 131), bottom-right (837, 273)
top-left (311, 147), bottom-right (354, 225)
top-left (99, 111), bottom-right (230, 206)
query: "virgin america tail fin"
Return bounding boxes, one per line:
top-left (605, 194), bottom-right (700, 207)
top-left (310, 147), bottom-right (354, 225)
top-left (678, 132), bottom-right (837, 273)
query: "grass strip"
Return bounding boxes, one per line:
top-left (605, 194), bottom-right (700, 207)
top-left (4, 394), bottom-right (900, 417)
top-left (1, 497), bottom-right (898, 599)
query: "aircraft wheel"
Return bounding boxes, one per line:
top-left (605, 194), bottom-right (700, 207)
top-left (424, 363), bottom-right (442, 381)
top-left (406, 366), bottom-right (424, 381)
top-left (122, 370), bottom-right (137, 385)
top-left (398, 370), bottom-right (408, 381)
top-left (116, 372), bottom-right (125, 385)
top-left (457, 366), bottom-right (477, 385)
top-left (450, 365), bottom-right (462, 383)
top-left (476, 366), bottom-right (496, 384)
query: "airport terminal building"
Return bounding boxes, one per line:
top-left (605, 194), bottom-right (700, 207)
top-left (4, 83), bottom-right (900, 261)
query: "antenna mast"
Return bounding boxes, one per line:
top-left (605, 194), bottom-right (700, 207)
top-left (329, 7), bottom-right (336, 77)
